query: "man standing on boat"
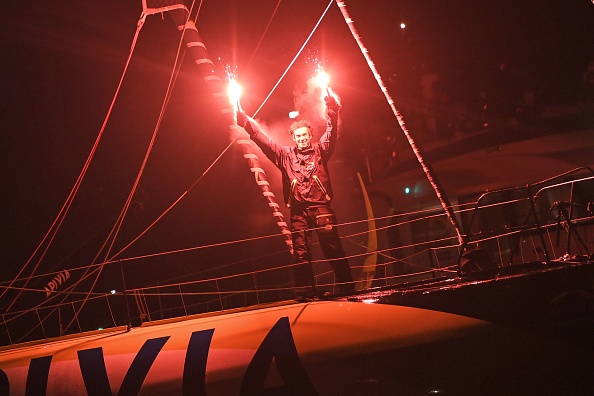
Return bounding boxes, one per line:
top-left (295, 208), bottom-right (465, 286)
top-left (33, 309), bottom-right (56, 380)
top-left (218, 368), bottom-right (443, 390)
top-left (237, 94), bottom-right (355, 300)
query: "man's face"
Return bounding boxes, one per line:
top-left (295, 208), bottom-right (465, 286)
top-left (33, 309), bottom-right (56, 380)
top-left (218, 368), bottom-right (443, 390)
top-left (292, 127), bottom-right (312, 150)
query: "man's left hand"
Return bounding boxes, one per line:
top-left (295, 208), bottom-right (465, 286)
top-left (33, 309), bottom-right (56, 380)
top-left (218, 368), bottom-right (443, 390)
top-left (325, 95), bottom-right (341, 114)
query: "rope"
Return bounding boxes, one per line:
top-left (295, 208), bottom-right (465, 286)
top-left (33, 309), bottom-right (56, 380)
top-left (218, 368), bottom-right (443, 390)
top-left (0, 12), bottom-right (146, 313)
top-left (165, 3), bottom-right (294, 252)
top-left (59, 0), bottom-right (207, 335)
top-left (107, 137), bottom-right (237, 262)
top-left (252, 0), bottom-right (334, 118)
top-left (244, 0), bottom-right (283, 70)
top-left (0, 203), bottom-right (467, 296)
top-left (334, 0), bottom-right (465, 246)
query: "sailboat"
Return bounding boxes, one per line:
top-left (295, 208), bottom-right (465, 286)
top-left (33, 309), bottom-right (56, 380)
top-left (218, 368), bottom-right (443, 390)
top-left (2, 1), bottom-right (594, 394)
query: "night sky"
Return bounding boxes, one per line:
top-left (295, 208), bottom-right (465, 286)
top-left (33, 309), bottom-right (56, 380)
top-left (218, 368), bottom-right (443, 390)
top-left (1, 1), bottom-right (593, 292)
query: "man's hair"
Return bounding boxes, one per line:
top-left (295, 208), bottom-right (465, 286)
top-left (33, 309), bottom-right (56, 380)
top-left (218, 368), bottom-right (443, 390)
top-left (289, 120), bottom-right (313, 136)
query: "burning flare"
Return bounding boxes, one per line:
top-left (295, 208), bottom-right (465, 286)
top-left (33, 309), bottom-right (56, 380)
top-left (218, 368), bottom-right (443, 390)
top-left (314, 68), bottom-right (339, 105)
top-left (315, 69), bottom-right (330, 94)
top-left (226, 78), bottom-right (243, 113)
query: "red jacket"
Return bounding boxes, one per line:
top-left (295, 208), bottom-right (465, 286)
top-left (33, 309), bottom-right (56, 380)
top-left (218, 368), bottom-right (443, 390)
top-left (244, 111), bottom-right (339, 208)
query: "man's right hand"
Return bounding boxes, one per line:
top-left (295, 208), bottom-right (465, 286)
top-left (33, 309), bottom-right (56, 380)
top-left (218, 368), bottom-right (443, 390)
top-left (325, 95), bottom-right (341, 114)
top-left (236, 110), bottom-right (248, 128)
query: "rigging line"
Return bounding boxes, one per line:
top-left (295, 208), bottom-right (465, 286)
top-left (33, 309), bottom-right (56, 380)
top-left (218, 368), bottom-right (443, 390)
top-left (5, 266), bottom-right (285, 306)
top-left (4, 203), bottom-right (466, 305)
top-left (108, 137), bottom-right (238, 262)
top-left (334, 0), bottom-right (465, 246)
top-left (111, 202), bottom-right (463, 284)
top-left (342, 235), bottom-right (396, 263)
top-left (0, 284), bottom-right (109, 298)
top-left (0, 290), bottom-right (109, 326)
top-left (0, 266), bottom-right (103, 328)
top-left (146, 243), bottom-right (288, 286)
top-left (339, 213), bottom-right (451, 241)
top-left (125, 235), bottom-right (405, 289)
top-left (0, 15), bottom-right (146, 313)
top-left (308, 234), bottom-right (460, 268)
top-left (106, 1), bottom-right (237, 262)
top-left (14, 295), bottom-right (111, 345)
top-left (194, 0), bottom-right (204, 21)
top-left (132, 286), bottom-right (292, 298)
top-left (0, 201), bottom-right (459, 292)
top-left (5, 7), bottom-right (199, 318)
top-left (101, 0), bottom-right (204, 265)
top-left (7, 13), bottom-right (180, 319)
top-left (0, 196), bottom-right (464, 293)
top-left (88, 8), bottom-right (201, 268)
top-left (106, 2), bottom-right (285, 263)
top-left (166, 6), bottom-right (294, 251)
top-left (1, 221), bottom-right (289, 295)
top-left (3, 216), bottom-right (122, 299)
top-left (113, 195), bottom-right (469, 271)
top-left (101, 81), bottom-right (171, 259)
top-left (135, 284), bottom-right (294, 297)
top-left (61, 0), bottom-right (206, 335)
top-left (251, 0), bottom-right (333, 118)
top-left (0, 270), bottom-right (109, 321)
top-left (0, 221), bottom-right (118, 289)
top-left (105, 203), bottom-right (461, 268)
top-left (128, 262), bottom-right (296, 293)
top-left (1, 217), bottom-right (288, 300)
top-left (14, 1), bottom-right (205, 333)
top-left (44, 244), bottom-right (459, 313)
top-left (6, 241), bottom-right (460, 327)
top-left (100, 1), bottom-right (203, 265)
top-left (13, 241), bottom-right (451, 309)
top-left (244, 0), bottom-right (283, 70)
top-left (107, 230), bottom-right (291, 264)
top-left (115, 244), bottom-right (290, 294)
top-left (60, 265), bottom-right (107, 336)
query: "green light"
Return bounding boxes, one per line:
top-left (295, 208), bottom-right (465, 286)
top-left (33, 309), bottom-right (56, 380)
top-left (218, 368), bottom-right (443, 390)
top-left (404, 187), bottom-right (411, 194)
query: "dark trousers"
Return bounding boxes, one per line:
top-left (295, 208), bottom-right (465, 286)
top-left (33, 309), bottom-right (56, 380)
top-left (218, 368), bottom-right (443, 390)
top-left (290, 204), bottom-right (354, 296)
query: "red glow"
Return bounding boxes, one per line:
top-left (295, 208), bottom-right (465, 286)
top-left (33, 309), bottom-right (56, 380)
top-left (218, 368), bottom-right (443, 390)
top-left (226, 78), bottom-right (243, 112)
top-left (315, 70), bottom-right (330, 89)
